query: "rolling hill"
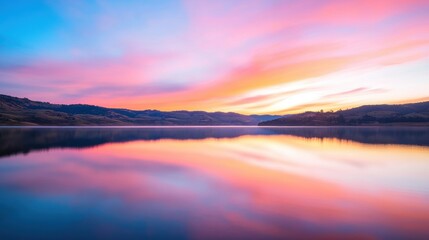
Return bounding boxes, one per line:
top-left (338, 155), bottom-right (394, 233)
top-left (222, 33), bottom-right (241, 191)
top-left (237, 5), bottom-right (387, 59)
top-left (259, 102), bottom-right (429, 126)
top-left (0, 94), bottom-right (278, 126)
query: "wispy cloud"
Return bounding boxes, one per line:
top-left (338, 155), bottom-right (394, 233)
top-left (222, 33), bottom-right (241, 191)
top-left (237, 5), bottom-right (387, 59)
top-left (0, 0), bottom-right (428, 112)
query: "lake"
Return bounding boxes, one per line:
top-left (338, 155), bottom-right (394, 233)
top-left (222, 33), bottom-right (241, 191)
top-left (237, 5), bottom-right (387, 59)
top-left (0, 126), bottom-right (429, 239)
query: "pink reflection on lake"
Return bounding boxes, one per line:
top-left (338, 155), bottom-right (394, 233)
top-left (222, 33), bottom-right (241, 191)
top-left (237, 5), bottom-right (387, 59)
top-left (1, 132), bottom-right (429, 239)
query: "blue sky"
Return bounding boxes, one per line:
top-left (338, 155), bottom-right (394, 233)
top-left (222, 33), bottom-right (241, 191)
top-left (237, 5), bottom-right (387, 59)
top-left (1, 0), bottom-right (428, 113)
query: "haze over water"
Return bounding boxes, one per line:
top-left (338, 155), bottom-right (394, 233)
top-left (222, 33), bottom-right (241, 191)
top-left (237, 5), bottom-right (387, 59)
top-left (0, 127), bottom-right (428, 239)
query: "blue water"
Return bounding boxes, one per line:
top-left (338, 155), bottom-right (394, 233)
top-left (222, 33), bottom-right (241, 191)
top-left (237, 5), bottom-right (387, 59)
top-left (0, 127), bottom-right (428, 239)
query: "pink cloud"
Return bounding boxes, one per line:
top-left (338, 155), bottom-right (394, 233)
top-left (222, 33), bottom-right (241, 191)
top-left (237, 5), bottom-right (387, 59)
top-left (308, 0), bottom-right (428, 24)
top-left (2, 0), bottom-right (429, 112)
top-left (1, 52), bottom-right (176, 103)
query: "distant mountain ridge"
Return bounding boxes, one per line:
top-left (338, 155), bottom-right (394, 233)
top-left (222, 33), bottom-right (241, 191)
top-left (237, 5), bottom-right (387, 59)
top-left (0, 94), bottom-right (279, 126)
top-left (2, 94), bottom-right (429, 126)
top-left (259, 101), bottom-right (429, 126)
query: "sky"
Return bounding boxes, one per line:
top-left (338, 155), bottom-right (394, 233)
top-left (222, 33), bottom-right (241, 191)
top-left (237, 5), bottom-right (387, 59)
top-left (0, 0), bottom-right (428, 114)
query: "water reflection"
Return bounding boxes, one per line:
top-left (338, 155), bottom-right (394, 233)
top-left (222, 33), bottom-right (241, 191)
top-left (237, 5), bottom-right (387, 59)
top-left (0, 126), bottom-right (428, 157)
top-left (0, 127), bottom-right (429, 239)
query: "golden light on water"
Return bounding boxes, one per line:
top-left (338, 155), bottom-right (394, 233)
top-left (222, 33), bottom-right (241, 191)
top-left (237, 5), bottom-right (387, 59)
top-left (3, 132), bottom-right (428, 238)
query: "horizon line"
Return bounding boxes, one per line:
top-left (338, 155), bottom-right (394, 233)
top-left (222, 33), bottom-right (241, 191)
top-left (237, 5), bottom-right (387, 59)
top-left (2, 93), bottom-right (429, 115)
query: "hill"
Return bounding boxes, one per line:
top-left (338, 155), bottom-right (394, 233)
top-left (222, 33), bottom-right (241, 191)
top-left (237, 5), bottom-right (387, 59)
top-left (0, 94), bottom-right (278, 126)
top-left (259, 102), bottom-right (429, 126)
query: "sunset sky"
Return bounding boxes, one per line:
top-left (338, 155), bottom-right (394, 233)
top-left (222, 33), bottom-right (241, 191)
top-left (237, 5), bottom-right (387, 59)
top-left (1, 0), bottom-right (428, 114)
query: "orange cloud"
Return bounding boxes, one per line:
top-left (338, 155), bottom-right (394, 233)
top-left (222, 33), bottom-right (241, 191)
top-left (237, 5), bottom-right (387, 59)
top-left (2, 0), bottom-right (429, 113)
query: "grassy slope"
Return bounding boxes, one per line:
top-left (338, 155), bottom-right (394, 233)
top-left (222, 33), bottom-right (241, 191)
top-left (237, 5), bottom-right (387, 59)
top-left (259, 102), bottom-right (429, 126)
top-left (0, 94), bottom-right (278, 126)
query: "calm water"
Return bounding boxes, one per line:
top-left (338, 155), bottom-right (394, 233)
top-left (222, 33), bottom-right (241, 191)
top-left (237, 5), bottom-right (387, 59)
top-left (0, 127), bottom-right (429, 239)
